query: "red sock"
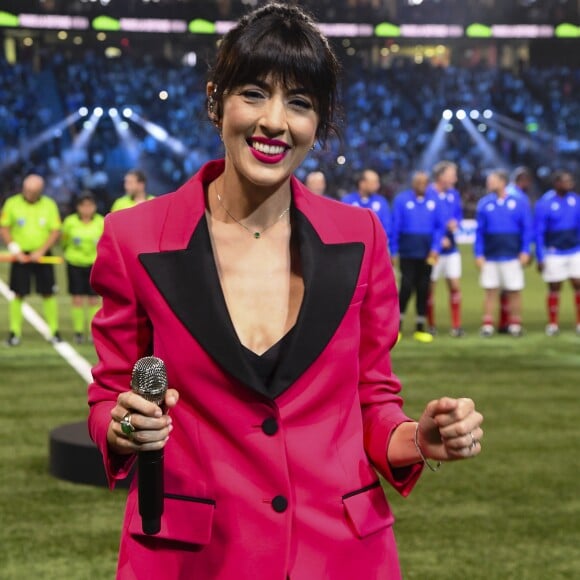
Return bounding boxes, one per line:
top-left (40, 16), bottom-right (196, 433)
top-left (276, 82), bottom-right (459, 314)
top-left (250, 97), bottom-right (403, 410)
top-left (482, 315), bottom-right (493, 326)
top-left (498, 292), bottom-right (510, 329)
top-left (548, 291), bottom-right (560, 326)
top-left (450, 290), bottom-right (462, 329)
top-left (509, 314), bottom-right (522, 327)
top-left (427, 290), bottom-right (435, 328)
top-left (575, 291), bottom-right (580, 325)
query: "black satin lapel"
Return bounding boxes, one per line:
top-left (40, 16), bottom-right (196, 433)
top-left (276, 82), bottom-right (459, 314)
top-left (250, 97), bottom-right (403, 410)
top-left (138, 217), bottom-right (267, 396)
top-left (269, 210), bottom-right (365, 398)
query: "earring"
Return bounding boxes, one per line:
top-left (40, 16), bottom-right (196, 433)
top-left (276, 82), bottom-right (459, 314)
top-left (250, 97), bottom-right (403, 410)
top-left (207, 95), bottom-right (216, 116)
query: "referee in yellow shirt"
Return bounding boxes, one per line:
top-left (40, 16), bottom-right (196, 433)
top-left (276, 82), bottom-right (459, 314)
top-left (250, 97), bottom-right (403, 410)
top-left (61, 192), bottom-right (104, 344)
top-left (0, 174), bottom-right (61, 346)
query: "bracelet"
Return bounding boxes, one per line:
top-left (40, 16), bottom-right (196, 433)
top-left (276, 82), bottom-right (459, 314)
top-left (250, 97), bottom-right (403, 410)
top-left (414, 422), bottom-right (442, 472)
top-left (8, 241), bottom-right (21, 255)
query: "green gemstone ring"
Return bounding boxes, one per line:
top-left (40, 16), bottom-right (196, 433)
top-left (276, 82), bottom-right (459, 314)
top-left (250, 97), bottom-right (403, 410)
top-left (120, 413), bottom-right (135, 436)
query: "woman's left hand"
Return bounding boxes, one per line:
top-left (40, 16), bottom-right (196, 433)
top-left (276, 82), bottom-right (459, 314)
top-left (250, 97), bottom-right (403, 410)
top-left (417, 397), bottom-right (484, 461)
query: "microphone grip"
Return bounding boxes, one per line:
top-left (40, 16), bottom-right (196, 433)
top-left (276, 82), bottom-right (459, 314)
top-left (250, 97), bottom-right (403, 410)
top-left (138, 448), bottom-right (164, 535)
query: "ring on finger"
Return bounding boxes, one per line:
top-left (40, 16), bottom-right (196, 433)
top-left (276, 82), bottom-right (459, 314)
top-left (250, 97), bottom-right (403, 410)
top-left (469, 431), bottom-right (479, 450)
top-left (120, 412), bottom-right (136, 437)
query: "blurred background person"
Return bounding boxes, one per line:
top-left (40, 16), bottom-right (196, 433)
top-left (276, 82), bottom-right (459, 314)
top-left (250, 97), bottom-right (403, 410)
top-left (61, 192), bottom-right (104, 344)
top-left (342, 168), bottom-right (392, 245)
top-left (426, 161), bottom-right (464, 337)
top-left (498, 166), bottom-right (534, 332)
top-left (304, 170), bottom-right (327, 196)
top-left (390, 171), bottom-right (443, 343)
top-left (0, 174), bottom-right (61, 346)
top-left (534, 170), bottom-right (580, 336)
top-left (110, 170), bottom-right (153, 212)
top-left (475, 169), bottom-right (533, 337)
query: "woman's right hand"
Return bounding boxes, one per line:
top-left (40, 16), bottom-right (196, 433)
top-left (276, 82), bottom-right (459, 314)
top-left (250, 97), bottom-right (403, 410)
top-left (107, 389), bottom-right (179, 455)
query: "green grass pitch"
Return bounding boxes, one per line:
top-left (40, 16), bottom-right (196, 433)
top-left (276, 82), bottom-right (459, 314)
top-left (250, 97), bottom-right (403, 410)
top-left (0, 247), bottom-right (579, 579)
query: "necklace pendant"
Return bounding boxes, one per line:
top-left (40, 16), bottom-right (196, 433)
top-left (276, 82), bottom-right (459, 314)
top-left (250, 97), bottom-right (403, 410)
top-left (253, 232), bottom-right (261, 239)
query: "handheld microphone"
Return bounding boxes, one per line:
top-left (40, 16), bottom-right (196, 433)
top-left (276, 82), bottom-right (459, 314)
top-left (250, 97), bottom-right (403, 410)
top-left (131, 356), bottom-right (168, 535)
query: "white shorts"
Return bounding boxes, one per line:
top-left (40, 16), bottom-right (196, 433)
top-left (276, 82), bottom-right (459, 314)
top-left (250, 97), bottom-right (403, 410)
top-left (541, 252), bottom-right (580, 283)
top-left (431, 252), bottom-right (462, 281)
top-left (480, 259), bottom-right (524, 291)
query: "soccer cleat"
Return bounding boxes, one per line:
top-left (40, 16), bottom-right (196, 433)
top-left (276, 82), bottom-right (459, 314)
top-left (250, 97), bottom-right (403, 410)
top-left (449, 327), bottom-right (465, 338)
top-left (545, 324), bottom-right (559, 337)
top-left (73, 333), bottom-right (84, 345)
top-left (497, 326), bottom-right (510, 335)
top-left (49, 332), bottom-right (63, 344)
top-left (413, 330), bottom-right (434, 343)
top-left (397, 332), bottom-right (402, 343)
top-left (508, 324), bottom-right (523, 337)
top-left (427, 326), bottom-right (437, 336)
top-left (5, 332), bottom-right (21, 347)
top-left (480, 324), bottom-right (494, 337)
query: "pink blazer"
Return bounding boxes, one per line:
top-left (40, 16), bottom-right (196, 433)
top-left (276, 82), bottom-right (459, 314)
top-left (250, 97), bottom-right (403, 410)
top-left (88, 160), bottom-right (423, 579)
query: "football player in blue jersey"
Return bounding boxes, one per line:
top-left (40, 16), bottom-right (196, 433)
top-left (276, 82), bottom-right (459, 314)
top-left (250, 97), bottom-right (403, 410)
top-left (342, 169), bottom-right (392, 242)
top-left (475, 170), bottom-right (533, 337)
top-left (499, 167), bottom-right (534, 332)
top-left (426, 161), bottom-right (464, 337)
top-left (534, 170), bottom-right (580, 335)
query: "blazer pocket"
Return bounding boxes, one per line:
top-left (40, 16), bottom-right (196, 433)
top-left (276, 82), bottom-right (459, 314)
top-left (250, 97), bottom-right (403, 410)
top-left (129, 493), bottom-right (216, 545)
top-left (342, 481), bottom-right (394, 538)
top-left (350, 283), bottom-right (368, 307)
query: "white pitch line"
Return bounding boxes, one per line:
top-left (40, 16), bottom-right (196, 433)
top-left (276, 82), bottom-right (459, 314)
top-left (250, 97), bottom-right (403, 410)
top-left (0, 278), bottom-right (93, 385)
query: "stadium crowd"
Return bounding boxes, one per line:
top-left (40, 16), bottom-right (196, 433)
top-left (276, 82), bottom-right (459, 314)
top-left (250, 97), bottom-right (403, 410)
top-left (2, 49), bottom-right (579, 213)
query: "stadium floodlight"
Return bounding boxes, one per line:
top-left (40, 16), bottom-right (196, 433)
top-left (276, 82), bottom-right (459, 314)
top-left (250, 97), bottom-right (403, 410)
top-left (470, 109), bottom-right (480, 120)
top-left (444, 124), bottom-right (454, 133)
top-left (128, 110), bottom-right (189, 156)
top-left (418, 116), bottom-right (449, 171)
top-left (456, 109), bottom-right (467, 120)
top-left (111, 109), bottom-right (141, 166)
top-left (458, 115), bottom-right (504, 166)
top-left (122, 107), bottom-right (133, 118)
top-left (93, 107), bottom-right (104, 118)
top-left (483, 109), bottom-right (493, 119)
top-left (78, 107), bottom-right (89, 117)
top-left (336, 155), bottom-right (346, 165)
top-left (442, 109), bottom-right (453, 121)
top-left (108, 108), bottom-right (118, 118)
top-left (0, 111), bottom-right (82, 171)
top-left (478, 124), bottom-right (487, 133)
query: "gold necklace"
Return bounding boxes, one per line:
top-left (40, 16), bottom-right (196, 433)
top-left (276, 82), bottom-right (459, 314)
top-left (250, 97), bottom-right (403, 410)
top-left (216, 190), bottom-right (290, 239)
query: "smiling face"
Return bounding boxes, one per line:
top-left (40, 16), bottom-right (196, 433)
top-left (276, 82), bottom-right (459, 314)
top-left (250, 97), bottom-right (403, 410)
top-left (215, 78), bottom-right (318, 190)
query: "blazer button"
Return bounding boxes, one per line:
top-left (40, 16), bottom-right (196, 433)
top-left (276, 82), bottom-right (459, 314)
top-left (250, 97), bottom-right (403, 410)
top-left (261, 417), bottom-right (279, 436)
top-left (272, 495), bottom-right (288, 513)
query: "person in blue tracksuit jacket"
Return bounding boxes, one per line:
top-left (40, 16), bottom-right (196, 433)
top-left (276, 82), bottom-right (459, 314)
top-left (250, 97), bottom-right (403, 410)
top-left (342, 169), bottom-right (392, 244)
top-left (475, 169), bottom-right (533, 337)
top-left (534, 170), bottom-right (580, 336)
top-left (391, 171), bottom-right (444, 343)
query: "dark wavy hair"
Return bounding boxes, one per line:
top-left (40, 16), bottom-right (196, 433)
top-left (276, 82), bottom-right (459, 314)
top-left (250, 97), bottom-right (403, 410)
top-left (208, 2), bottom-right (340, 144)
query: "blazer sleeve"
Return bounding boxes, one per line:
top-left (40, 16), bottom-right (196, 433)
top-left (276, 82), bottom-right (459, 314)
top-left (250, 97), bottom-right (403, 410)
top-left (359, 210), bottom-right (423, 497)
top-left (87, 215), bottom-right (153, 488)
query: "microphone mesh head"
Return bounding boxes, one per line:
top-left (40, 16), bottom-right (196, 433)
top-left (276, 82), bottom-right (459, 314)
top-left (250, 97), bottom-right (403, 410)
top-left (131, 356), bottom-right (168, 405)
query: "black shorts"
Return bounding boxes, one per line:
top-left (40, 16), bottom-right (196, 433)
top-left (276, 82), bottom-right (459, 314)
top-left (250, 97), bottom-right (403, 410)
top-left (67, 263), bottom-right (97, 296)
top-left (10, 261), bottom-right (56, 296)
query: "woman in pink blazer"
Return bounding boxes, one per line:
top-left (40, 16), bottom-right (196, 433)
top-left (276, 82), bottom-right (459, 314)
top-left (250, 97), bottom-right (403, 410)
top-left (88, 4), bottom-right (483, 578)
